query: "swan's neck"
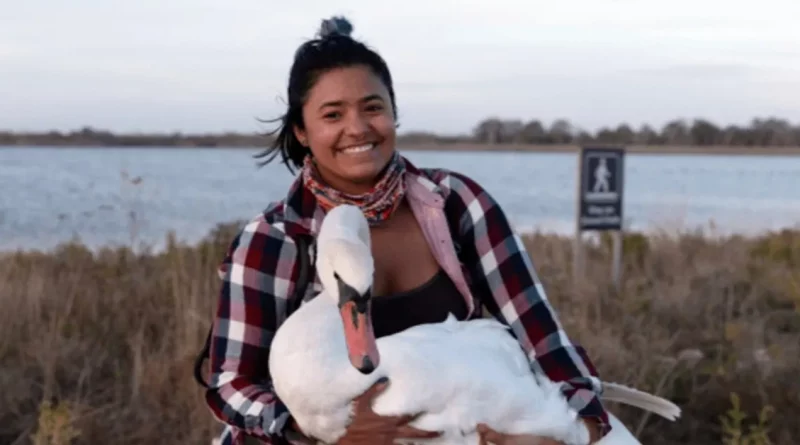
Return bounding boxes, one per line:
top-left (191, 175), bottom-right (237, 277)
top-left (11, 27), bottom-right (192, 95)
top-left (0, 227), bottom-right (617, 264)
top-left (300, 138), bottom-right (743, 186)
top-left (270, 296), bottom-right (379, 412)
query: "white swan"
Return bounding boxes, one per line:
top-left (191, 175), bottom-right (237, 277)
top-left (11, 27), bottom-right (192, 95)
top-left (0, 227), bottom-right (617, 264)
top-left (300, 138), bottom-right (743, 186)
top-left (268, 204), bottom-right (680, 445)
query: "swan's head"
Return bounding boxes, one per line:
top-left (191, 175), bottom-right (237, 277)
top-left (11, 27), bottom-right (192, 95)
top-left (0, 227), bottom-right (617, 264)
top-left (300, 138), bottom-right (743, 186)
top-left (316, 204), bottom-right (379, 374)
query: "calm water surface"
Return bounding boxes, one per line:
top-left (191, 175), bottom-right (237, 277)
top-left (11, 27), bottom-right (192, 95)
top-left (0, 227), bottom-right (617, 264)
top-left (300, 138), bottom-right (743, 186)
top-left (1, 147), bottom-right (798, 252)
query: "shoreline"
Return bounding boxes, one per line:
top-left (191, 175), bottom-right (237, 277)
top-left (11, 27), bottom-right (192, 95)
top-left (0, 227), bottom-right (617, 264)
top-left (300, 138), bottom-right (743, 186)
top-left (3, 143), bottom-right (800, 156)
top-left (4, 222), bottom-right (798, 256)
top-left (400, 142), bottom-right (800, 156)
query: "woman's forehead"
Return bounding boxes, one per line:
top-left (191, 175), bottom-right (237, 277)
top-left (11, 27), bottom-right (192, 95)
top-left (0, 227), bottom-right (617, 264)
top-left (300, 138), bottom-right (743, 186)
top-left (306, 66), bottom-right (389, 106)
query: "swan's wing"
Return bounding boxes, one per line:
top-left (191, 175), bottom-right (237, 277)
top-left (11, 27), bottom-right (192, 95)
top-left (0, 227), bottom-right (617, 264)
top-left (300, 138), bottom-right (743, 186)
top-left (371, 316), bottom-right (533, 414)
top-left (385, 316), bottom-right (531, 378)
top-left (423, 316), bottom-right (532, 377)
top-left (393, 314), bottom-right (511, 340)
top-left (600, 382), bottom-right (682, 421)
top-left (372, 317), bottom-right (570, 440)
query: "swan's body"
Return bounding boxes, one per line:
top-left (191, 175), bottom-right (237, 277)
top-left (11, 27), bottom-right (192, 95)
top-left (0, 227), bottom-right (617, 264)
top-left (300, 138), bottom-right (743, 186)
top-left (268, 205), bottom-right (680, 445)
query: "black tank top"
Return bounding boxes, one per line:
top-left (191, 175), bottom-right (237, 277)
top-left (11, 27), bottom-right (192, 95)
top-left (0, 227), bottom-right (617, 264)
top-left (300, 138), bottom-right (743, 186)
top-left (370, 269), bottom-right (469, 338)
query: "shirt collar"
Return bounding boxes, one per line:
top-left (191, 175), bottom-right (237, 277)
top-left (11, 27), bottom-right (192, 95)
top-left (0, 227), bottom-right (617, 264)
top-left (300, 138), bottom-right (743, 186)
top-left (280, 155), bottom-right (444, 239)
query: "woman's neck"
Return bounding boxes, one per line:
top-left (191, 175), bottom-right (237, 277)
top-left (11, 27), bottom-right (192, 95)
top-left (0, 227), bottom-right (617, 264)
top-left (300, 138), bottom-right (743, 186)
top-left (315, 166), bottom-right (378, 195)
top-left (301, 153), bottom-right (408, 227)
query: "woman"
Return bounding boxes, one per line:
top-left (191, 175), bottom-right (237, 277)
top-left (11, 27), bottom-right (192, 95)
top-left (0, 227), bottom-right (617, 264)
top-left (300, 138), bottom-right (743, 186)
top-left (204, 16), bottom-right (610, 445)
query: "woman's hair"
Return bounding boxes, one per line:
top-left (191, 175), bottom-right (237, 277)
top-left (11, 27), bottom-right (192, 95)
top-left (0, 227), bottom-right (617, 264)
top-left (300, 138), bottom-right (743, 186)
top-left (255, 16), bottom-right (398, 173)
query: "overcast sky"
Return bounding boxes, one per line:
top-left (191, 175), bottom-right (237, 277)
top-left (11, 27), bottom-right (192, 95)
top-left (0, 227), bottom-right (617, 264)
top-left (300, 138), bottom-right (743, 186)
top-left (2, 0), bottom-right (800, 135)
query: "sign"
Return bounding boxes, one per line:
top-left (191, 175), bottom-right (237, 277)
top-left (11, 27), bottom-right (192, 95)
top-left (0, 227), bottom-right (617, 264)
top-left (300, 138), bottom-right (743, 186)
top-left (577, 147), bottom-right (625, 231)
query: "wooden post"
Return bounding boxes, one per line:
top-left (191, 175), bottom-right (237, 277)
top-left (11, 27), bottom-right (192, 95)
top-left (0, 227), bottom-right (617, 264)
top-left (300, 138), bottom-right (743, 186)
top-left (611, 229), bottom-right (623, 289)
top-left (573, 228), bottom-right (583, 283)
top-left (573, 148), bottom-right (584, 283)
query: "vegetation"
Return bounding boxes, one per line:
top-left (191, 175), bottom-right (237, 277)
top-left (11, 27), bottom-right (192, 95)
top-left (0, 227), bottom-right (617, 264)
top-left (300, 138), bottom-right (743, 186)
top-left (470, 116), bottom-right (800, 147)
top-left (4, 116), bottom-right (800, 150)
top-left (1, 223), bottom-right (799, 445)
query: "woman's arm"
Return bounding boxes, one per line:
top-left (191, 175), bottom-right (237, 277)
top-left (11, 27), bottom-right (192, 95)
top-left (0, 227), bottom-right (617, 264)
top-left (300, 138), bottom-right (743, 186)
top-left (443, 171), bottom-right (612, 439)
top-left (204, 216), bottom-right (303, 443)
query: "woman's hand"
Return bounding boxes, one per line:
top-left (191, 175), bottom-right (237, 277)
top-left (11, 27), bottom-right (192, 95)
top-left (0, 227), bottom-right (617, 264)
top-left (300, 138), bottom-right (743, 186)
top-left (476, 424), bottom-right (564, 445)
top-left (336, 378), bottom-right (442, 445)
top-left (477, 417), bottom-right (602, 445)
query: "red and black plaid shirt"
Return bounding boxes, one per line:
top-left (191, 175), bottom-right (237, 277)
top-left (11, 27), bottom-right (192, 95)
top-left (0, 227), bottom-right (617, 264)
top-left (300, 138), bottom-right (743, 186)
top-left (206, 158), bottom-right (611, 444)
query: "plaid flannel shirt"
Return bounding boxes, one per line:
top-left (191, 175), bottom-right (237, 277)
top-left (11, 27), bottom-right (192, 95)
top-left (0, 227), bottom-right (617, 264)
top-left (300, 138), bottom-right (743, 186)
top-left (205, 157), bottom-right (611, 445)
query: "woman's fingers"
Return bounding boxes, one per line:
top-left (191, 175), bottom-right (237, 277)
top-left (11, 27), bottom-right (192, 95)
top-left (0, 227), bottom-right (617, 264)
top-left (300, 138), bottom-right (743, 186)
top-left (363, 377), bottom-right (390, 399)
top-left (394, 412), bottom-right (441, 439)
top-left (395, 425), bottom-right (442, 439)
top-left (477, 423), bottom-right (504, 445)
top-left (396, 412), bottom-right (423, 425)
top-left (353, 377), bottom-right (389, 412)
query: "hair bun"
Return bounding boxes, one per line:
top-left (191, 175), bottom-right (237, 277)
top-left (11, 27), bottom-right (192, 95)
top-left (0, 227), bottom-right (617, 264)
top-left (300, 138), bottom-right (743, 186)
top-left (318, 16), bottom-right (353, 39)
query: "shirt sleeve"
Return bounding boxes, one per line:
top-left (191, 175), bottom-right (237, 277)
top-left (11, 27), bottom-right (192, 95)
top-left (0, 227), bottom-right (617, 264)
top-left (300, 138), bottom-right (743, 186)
top-left (203, 216), bottom-right (302, 444)
top-left (444, 171), bottom-right (612, 438)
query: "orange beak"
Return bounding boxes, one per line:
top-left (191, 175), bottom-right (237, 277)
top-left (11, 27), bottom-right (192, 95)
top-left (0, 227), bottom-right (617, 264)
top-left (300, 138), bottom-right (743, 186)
top-left (339, 299), bottom-right (379, 373)
top-left (335, 272), bottom-right (379, 374)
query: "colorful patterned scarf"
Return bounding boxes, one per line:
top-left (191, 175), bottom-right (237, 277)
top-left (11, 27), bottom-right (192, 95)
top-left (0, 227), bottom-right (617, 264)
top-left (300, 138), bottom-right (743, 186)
top-left (301, 151), bottom-right (407, 226)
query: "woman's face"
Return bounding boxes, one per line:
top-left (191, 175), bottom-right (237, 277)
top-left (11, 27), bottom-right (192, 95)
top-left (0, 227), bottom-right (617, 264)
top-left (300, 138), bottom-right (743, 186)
top-left (294, 64), bottom-right (396, 194)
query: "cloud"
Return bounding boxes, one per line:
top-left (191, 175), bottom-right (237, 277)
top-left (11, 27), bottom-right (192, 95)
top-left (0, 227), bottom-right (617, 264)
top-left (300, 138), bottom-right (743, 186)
top-left (2, 0), bottom-right (800, 133)
top-left (624, 63), bottom-right (764, 80)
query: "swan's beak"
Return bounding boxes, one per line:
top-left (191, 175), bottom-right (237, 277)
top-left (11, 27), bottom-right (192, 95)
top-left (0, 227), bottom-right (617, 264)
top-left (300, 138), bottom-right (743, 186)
top-left (335, 273), bottom-right (379, 374)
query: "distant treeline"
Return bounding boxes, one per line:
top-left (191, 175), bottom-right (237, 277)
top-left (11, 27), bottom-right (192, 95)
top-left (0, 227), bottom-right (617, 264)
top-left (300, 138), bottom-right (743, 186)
top-left (0, 128), bottom-right (265, 148)
top-left (3, 116), bottom-right (800, 148)
top-left (470, 116), bottom-right (800, 147)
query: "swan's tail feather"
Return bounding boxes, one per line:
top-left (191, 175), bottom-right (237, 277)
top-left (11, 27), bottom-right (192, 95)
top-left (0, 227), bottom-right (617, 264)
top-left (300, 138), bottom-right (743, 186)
top-left (600, 382), bottom-right (682, 421)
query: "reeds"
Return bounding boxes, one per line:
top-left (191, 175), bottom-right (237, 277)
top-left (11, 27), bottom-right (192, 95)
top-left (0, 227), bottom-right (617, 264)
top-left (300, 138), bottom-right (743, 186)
top-left (2, 224), bottom-right (798, 445)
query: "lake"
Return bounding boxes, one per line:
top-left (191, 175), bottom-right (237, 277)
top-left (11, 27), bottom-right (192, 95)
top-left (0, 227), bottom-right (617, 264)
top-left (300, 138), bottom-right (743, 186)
top-left (1, 146), bottom-right (799, 252)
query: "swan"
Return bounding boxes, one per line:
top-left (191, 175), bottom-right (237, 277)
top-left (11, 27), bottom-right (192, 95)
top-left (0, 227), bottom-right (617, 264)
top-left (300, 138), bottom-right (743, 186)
top-left (268, 204), bottom-right (681, 445)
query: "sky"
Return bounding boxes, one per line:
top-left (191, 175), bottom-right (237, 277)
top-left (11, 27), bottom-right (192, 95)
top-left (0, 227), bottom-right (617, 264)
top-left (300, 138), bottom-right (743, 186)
top-left (2, 0), bottom-right (800, 136)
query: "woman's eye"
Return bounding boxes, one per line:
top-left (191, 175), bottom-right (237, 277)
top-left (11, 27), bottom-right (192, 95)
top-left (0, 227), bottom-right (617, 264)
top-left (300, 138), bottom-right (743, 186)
top-left (365, 104), bottom-right (383, 112)
top-left (323, 111), bottom-right (341, 120)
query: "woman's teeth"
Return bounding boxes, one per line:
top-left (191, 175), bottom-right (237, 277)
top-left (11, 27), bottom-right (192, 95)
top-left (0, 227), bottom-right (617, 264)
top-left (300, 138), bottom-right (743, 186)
top-left (341, 143), bottom-right (374, 154)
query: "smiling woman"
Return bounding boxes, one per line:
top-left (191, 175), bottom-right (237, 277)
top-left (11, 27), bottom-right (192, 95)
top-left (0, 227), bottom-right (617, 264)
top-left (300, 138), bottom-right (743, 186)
top-left (202, 15), bottom-right (610, 445)
top-left (255, 16), bottom-right (398, 190)
top-left (296, 65), bottom-right (397, 191)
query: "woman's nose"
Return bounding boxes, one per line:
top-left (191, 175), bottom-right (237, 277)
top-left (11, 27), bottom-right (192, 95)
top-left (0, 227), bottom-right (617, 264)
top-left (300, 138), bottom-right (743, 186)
top-left (344, 111), bottom-right (370, 136)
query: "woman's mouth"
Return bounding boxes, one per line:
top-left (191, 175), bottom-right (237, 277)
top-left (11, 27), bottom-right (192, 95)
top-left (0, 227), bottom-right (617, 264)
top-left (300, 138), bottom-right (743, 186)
top-left (339, 143), bottom-right (376, 155)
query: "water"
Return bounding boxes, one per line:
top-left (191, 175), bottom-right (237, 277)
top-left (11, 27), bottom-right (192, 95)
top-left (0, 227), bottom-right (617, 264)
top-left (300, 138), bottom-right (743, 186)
top-left (1, 146), bottom-right (799, 252)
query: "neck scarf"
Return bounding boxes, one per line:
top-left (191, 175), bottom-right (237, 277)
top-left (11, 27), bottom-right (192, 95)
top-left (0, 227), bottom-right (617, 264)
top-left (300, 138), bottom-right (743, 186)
top-left (301, 151), bottom-right (407, 226)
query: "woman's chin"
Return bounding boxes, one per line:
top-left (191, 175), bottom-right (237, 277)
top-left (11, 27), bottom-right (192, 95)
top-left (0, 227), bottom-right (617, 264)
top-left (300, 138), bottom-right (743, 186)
top-left (334, 154), bottom-right (393, 186)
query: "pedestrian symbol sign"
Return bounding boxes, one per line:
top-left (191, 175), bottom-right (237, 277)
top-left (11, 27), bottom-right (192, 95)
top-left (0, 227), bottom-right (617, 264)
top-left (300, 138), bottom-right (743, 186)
top-left (577, 147), bottom-right (625, 231)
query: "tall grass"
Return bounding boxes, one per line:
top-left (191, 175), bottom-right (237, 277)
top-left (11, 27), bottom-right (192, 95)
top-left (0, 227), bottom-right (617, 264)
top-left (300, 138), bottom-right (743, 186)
top-left (1, 224), bottom-right (798, 445)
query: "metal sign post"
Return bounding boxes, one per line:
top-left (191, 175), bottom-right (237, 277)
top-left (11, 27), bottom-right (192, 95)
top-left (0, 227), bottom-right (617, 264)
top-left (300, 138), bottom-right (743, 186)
top-left (574, 146), bottom-right (626, 289)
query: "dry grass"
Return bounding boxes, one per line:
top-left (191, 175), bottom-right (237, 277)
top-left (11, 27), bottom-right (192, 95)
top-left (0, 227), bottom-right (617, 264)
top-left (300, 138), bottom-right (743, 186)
top-left (1, 224), bottom-right (799, 445)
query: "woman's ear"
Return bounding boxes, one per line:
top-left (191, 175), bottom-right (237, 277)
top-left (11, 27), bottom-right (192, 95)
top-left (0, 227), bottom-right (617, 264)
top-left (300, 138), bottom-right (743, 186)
top-left (293, 125), bottom-right (308, 147)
